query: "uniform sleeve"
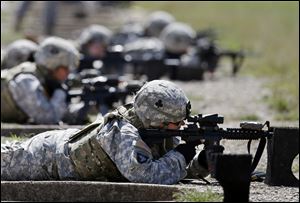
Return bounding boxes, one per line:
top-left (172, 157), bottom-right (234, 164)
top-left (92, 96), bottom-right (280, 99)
top-left (8, 74), bottom-right (67, 124)
top-left (98, 120), bottom-right (187, 185)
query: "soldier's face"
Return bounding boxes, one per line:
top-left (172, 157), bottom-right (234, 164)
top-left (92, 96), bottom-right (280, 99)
top-left (160, 120), bottom-right (184, 130)
top-left (87, 42), bottom-right (106, 58)
top-left (52, 66), bottom-right (69, 82)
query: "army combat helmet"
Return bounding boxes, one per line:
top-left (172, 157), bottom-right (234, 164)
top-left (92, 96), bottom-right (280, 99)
top-left (160, 22), bottom-right (196, 54)
top-left (2, 39), bottom-right (38, 69)
top-left (77, 24), bottom-right (113, 52)
top-left (144, 11), bottom-right (175, 38)
top-left (34, 36), bottom-right (80, 72)
top-left (133, 80), bottom-right (190, 128)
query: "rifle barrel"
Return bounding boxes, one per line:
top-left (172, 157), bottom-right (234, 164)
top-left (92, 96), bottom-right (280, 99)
top-left (139, 127), bottom-right (273, 143)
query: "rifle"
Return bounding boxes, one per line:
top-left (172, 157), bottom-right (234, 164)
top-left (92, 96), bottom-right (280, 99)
top-left (122, 34), bottom-right (253, 81)
top-left (67, 75), bottom-right (143, 124)
top-left (139, 114), bottom-right (273, 175)
top-left (75, 46), bottom-right (127, 78)
top-left (123, 39), bottom-right (180, 80)
top-left (194, 29), bottom-right (257, 76)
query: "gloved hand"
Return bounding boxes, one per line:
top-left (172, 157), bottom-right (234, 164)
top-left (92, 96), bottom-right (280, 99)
top-left (45, 77), bottom-right (66, 97)
top-left (174, 140), bottom-right (202, 164)
top-left (204, 145), bottom-right (225, 174)
top-left (197, 149), bottom-right (208, 170)
top-left (186, 149), bottom-right (210, 181)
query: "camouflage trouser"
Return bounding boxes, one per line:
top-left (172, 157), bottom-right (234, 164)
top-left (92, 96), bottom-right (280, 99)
top-left (1, 128), bottom-right (80, 181)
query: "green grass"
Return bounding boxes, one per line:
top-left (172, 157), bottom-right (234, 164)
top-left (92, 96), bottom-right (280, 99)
top-left (173, 188), bottom-right (223, 202)
top-left (134, 1), bottom-right (299, 121)
top-left (9, 134), bottom-right (22, 140)
top-left (1, 134), bottom-right (28, 143)
top-left (238, 114), bottom-right (260, 121)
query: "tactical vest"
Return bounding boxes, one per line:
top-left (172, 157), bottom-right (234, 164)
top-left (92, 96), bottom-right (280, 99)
top-left (1, 62), bottom-right (45, 123)
top-left (68, 103), bottom-right (176, 181)
top-left (67, 104), bottom-right (135, 181)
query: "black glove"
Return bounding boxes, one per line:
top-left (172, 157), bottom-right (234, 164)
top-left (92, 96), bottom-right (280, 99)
top-left (175, 140), bottom-right (202, 164)
top-left (45, 77), bottom-right (65, 97)
top-left (197, 149), bottom-right (208, 171)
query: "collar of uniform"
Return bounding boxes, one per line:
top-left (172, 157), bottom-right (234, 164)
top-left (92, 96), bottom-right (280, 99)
top-left (117, 103), bottom-right (145, 129)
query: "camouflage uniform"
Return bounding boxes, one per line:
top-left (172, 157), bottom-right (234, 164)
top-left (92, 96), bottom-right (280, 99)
top-left (1, 39), bottom-right (38, 70)
top-left (1, 37), bottom-right (79, 124)
top-left (1, 80), bottom-right (206, 184)
top-left (1, 128), bottom-right (80, 180)
top-left (1, 104), bottom-right (186, 184)
top-left (1, 62), bottom-right (67, 124)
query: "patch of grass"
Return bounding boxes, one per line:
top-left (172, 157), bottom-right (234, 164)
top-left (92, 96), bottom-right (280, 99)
top-left (265, 78), bottom-right (299, 120)
top-left (9, 134), bottom-right (23, 141)
top-left (1, 133), bottom-right (28, 142)
top-left (173, 188), bottom-right (222, 202)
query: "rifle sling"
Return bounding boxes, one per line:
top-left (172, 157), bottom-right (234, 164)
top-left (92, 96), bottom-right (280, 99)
top-left (250, 137), bottom-right (266, 172)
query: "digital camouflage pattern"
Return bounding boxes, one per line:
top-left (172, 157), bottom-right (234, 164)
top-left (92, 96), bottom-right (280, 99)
top-left (1, 62), bottom-right (67, 124)
top-left (2, 39), bottom-right (38, 70)
top-left (133, 80), bottom-right (190, 128)
top-left (1, 128), bottom-right (80, 180)
top-left (34, 36), bottom-right (80, 71)
top-left (78, 24), bottom-right (113, 49)
top-left (1, 36), bottom-right (80, 124)
top-left (145, 11), bottom-right (175, 38)
top-left (160, 22), bottom-right (196, 54)
top-left (98, 118), bottom-right (187, 184)
top-left (1, 106), bottom-right (187, 184)
top-left (1, 80), bottom-right (204, 184)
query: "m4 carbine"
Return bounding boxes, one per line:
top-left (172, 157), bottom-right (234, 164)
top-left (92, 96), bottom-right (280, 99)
top-left (67, 75), bottom-right (143, 124)
top-left (194, 29), bottom-right (251, 76)
top-left (139, 114), bottom-right (273, 174)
